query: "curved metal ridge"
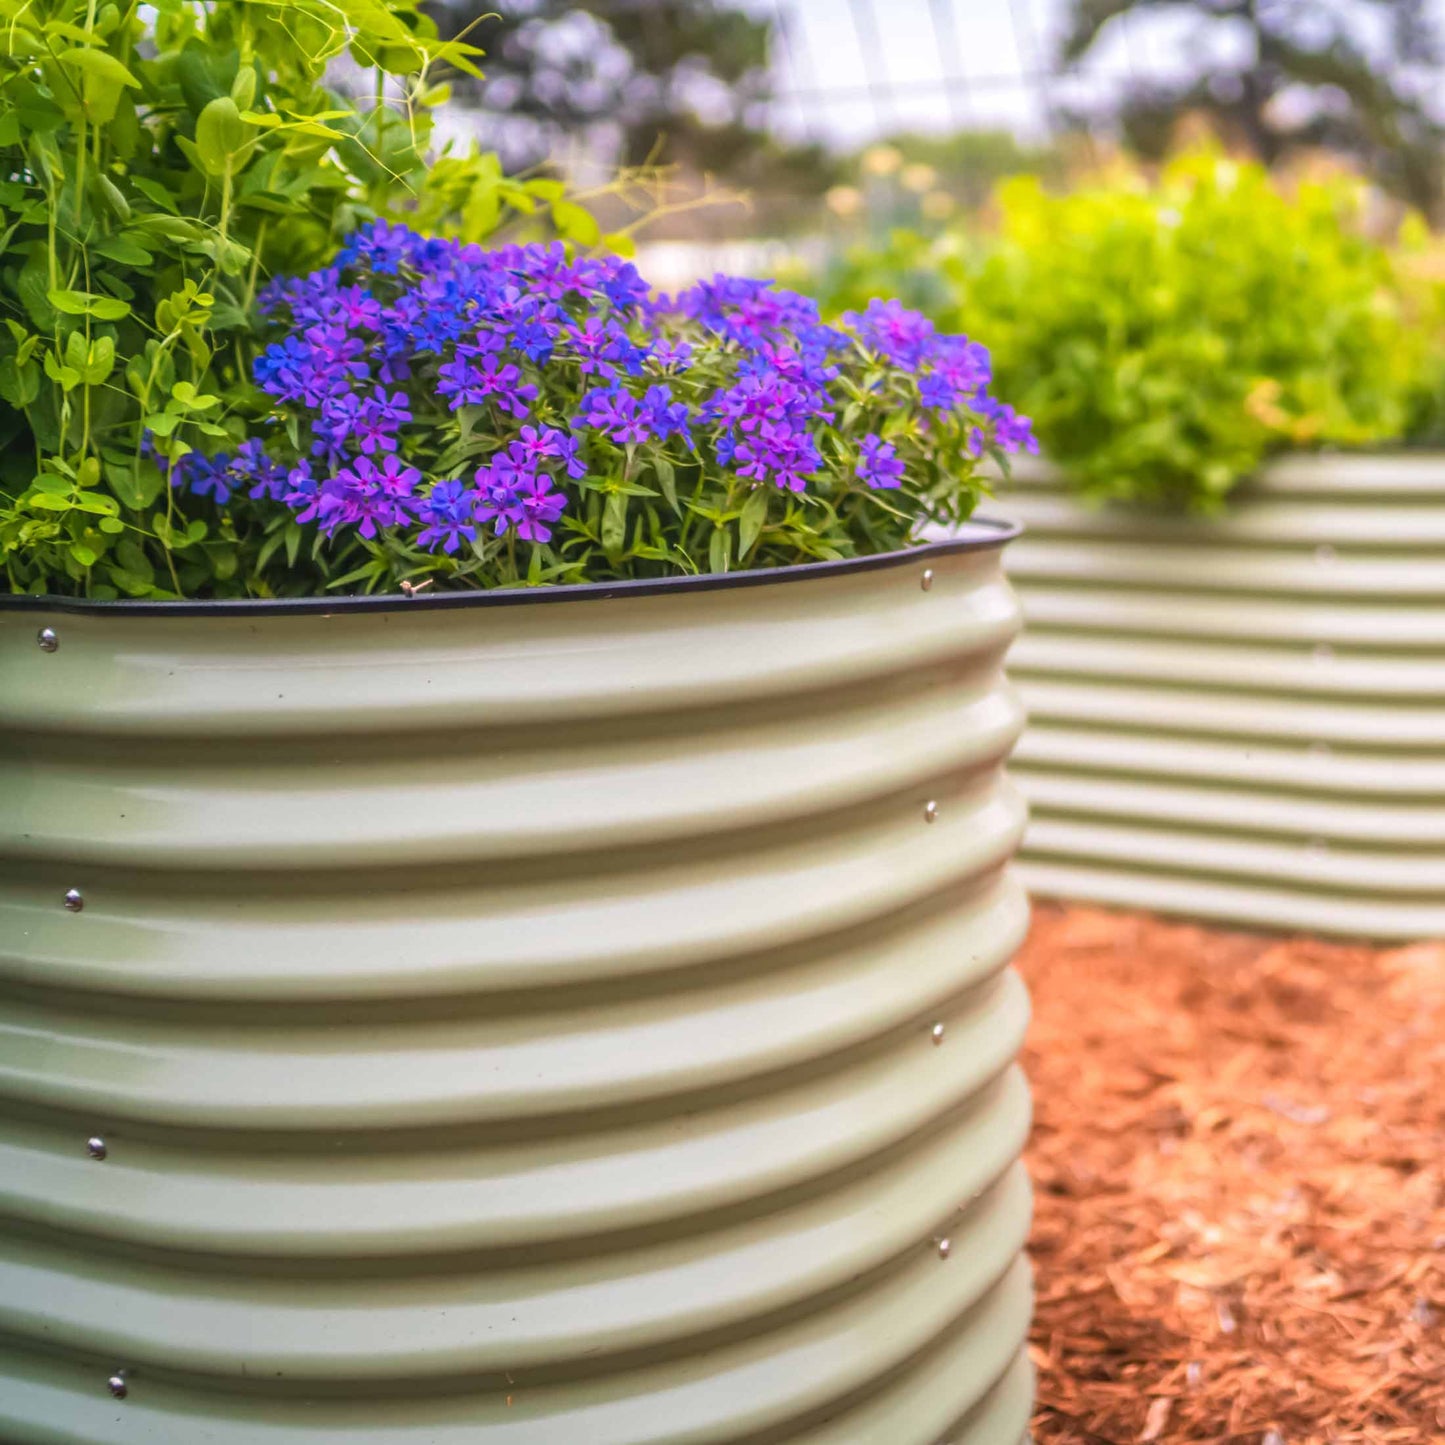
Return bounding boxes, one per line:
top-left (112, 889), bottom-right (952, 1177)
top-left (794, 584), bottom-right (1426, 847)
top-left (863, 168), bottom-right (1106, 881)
top-left (1005, 539), bottom-right (1445, 599)
top-left (0, 1229), bottom-right (1034, 1443)
top-left (1013, 634), bottom-right (1445, 699)
top-left (1, 556), bottom-right (1020, 740)
top-left (0, 687), bottom-right (1026, 871)
top-left (0, 940), bottom-right (1031, 1133)
top-left (0, 1138), bottom-right (1031, 1381)
top-left (1023, 773), bottom-right (1445, 850)
top-left (0, 541), bottom-right (1034, 1438)
top-left (1017, 726), bottom-right (1445, 799)
top-left (0, 804), bottom-right (1026, 1003)
top-left (999, 456), bottom-right (1445, 939)
top-left (1018, 859), bottom-right (1445, 942)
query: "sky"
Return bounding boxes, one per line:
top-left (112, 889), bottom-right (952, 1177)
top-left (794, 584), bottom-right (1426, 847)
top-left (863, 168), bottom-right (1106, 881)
top-left (755, 0), bottom-right (1445, 148)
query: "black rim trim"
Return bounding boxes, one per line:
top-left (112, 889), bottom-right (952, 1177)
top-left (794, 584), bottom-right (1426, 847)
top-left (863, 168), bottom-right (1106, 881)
top-left (0, 519), bottom-right (1020, 618)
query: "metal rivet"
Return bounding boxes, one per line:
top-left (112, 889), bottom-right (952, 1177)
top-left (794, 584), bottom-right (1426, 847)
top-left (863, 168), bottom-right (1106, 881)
top-left (923, 800), bottom-right (938, 824)
top-left (931, 1022), bottom-right (945, 1045)
top-left (936, 1237), bottom-right (951, 1259)
top-left (920, 568), bottom-right (934, 592)
top-left (107, 1372), bottom-right (127, 1399)
top-left (86, 1136), bottom-right (107, 1161)
top-left (63, 888), bottom-right (84, 912)
top-left (37, 626), bottom-right (58, 652)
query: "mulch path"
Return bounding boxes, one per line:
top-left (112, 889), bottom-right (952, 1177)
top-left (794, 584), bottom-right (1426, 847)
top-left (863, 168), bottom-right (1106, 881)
top-left (1016, 904), bottom-right (1445, 1445)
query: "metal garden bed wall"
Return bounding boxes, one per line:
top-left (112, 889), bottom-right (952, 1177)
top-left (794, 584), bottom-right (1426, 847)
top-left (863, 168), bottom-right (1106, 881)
top-left (0, 532), bottom-right (1035, 1443)
top-left (1000, 455), bottom-right (1445, 941)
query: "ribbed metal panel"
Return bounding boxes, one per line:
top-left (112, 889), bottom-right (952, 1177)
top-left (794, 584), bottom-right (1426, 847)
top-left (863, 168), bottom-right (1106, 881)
top-left (1000, 455), bottom-right (1445, 941)
top-left (0, 531), bottom-right (1033, 1443)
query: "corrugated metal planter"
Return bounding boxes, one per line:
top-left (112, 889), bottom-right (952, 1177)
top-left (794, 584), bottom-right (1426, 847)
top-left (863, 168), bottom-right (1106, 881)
top-left (1001, 455), bottom-right (1445, 941)
top-left (0, 524), bottom-right (1035, 1444)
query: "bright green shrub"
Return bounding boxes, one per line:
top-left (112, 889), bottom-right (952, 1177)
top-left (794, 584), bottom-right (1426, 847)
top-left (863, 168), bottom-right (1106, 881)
top-left (811, 153), bottom-right (1428, 511)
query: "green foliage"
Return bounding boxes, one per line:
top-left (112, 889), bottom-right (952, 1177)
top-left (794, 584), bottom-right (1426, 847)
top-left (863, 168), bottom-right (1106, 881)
top-left (810, 153), bottom-right (1428, 511)
top-left (0, 0), bottom-right (603, 599)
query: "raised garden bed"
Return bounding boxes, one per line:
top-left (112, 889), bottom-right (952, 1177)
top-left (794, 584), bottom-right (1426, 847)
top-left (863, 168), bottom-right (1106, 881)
top-left (0, 531), bottom-right (1036, 1443)
top-left (1001, 455), bottom-right (1445, 941)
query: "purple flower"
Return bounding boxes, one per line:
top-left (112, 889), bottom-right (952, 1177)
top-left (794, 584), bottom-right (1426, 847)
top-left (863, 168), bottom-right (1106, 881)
top-left (437, 355), bottom-right (538, 417)
top-left (553, 432), bottom-right (587, 480)
top-left (649, 339), bottom-right (693, 372)
top-left (246, 220), bottom-right (1033, 573)
top-left (512, 472), bottom-right (566, 543)
top-left (353, 389), bottom-right (412, 454)
top-left (510, 424), bottom-right (566, 467)
top-left (576, 387), bottom-right (649, 445)
top-left (322, 454), bottom-right (422, 538)
top-left (417, 478), bottom-right (479, 554)
top-left (473, 456), bottom-right (566, 543)
top-left (847, 298), bottom-right (936, 371)
top-left (568, 317), bottom-right (645, 379)
top-left (858, 434), bottom-right (905, 490)
top-left (641, 384), bottom-right (693, 446)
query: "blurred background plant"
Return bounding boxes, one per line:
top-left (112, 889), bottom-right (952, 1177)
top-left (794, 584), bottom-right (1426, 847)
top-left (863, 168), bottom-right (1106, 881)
top-left (810, 152), bottom-right (1439, 510)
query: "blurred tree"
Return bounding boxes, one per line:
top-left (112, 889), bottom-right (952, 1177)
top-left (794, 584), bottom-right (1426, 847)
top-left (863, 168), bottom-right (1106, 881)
top-left (1059, 0), bottom-right (1445, 218)
top-left (425, 0), bottom-right (776, 178)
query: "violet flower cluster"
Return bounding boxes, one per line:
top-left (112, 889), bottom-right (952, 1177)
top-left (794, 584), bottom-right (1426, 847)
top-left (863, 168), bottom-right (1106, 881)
top-left (165, 221), bottom-right (1034, 588)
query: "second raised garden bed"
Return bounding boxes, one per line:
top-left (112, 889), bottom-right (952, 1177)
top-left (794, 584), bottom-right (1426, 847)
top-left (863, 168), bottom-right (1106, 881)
top-left (1001, 454), bottom-right (1445, 941)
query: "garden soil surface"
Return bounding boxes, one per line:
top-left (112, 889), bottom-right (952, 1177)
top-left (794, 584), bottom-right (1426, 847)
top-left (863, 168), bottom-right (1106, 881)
top-left (1017, 904), bottom-right (1445, 1445)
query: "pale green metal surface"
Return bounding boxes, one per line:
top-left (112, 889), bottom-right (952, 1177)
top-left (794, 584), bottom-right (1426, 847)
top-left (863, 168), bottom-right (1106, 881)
top-left (0, 536), bottom-right (1033, 1443)
top-left (999, 455), bottom-right (1445, 941)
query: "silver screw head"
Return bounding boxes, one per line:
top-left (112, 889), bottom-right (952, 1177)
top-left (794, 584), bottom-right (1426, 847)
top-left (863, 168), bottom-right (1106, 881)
top-left (923, 800), bottom-right (939, 824)
top-left (920, 568), bottom-right (934, 592)
top-left (107, 1373), bottom-right (128, 1399)
top-left (936, 1237), bottom-right (951, 1259)
top-left (63, 888), bottom-right (84, 912)
top-left (931, 1022), bottom-right (946, 1045)
top-left (86, 1136), bottom-right (107, 1161)
top-left (37, 626), bottom-right (59, 652)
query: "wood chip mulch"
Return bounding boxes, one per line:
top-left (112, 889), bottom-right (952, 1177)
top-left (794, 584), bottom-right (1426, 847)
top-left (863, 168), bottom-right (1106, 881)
top-left (1016, 904), bottom-right (1445, 1445)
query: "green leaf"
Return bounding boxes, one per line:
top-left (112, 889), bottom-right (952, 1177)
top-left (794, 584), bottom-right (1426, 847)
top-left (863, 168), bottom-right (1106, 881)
top-left (601, 491), bottom-right (627, 553)
top-left (709, 526), bottom-right (731, 575)
top-left (92, 235), bottom-right (153, 265)
top-left (0, 356), bottom-right (39, 408)
top-left (551, 199), bottom-right (600, 246)
top-left (55, 46), bottom-right (141, 90)
top-left (654, 455), bottom-right (679, 514)
top-left (194, 96), bottom-right (249, 177)
top-left (738, 487), bottom-right (769, 557)
top-left (115, 538), bottom-right (154, 584)
top-left (47, 289), bottom-right (130, 321)
top-left (129, 175), bottom-right (180, 214)
top-left (105, 457), bottom-right (166, 510)
top-left (93, 174), bottom-right (131, 221)
top-left (47, 289), bottom-right (92, 316)
top-left (42, 349), bottom-right (81, 391)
